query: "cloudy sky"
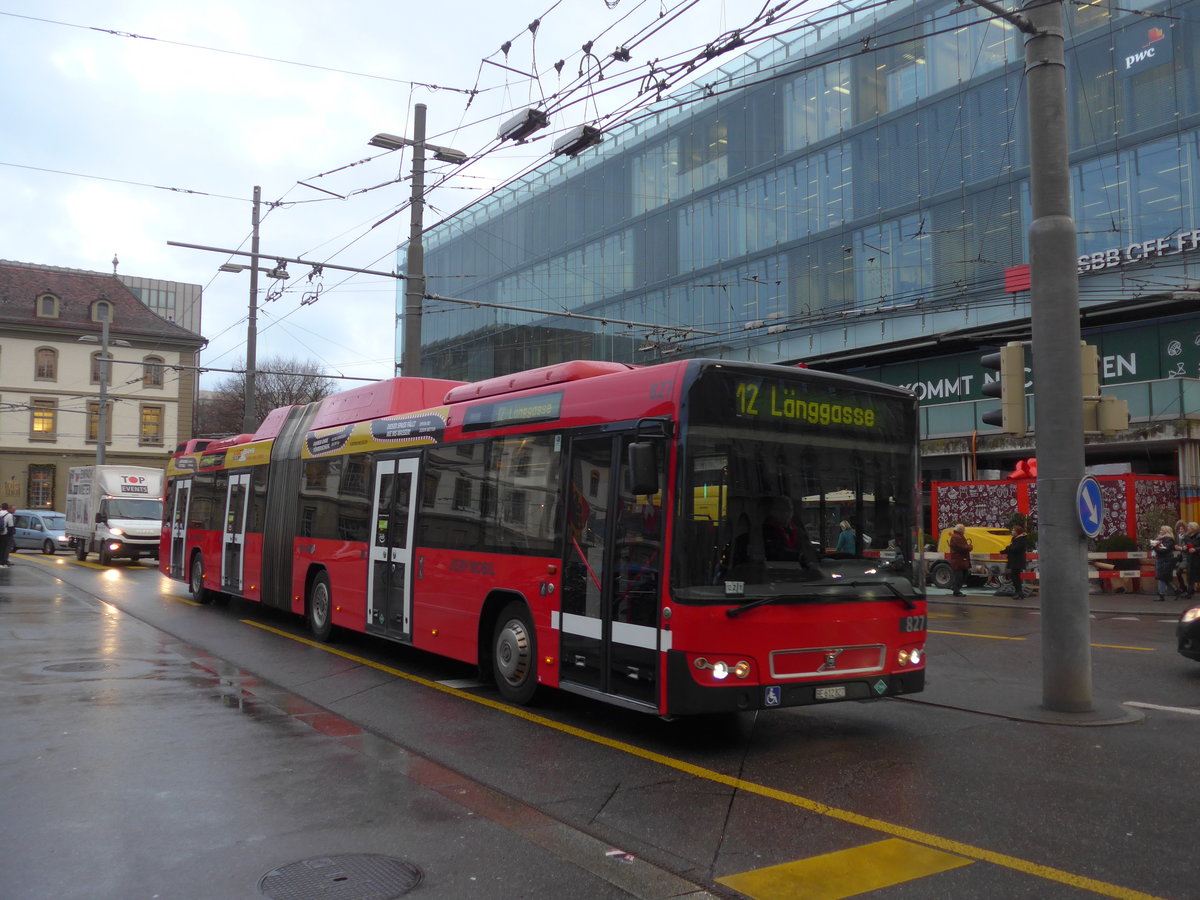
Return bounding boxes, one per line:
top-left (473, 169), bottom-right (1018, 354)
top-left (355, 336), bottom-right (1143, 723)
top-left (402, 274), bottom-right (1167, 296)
top-left (0, 0), bottom-right (768, 389)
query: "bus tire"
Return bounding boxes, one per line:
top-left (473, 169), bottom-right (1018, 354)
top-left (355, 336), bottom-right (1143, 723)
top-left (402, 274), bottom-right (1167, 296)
top-left (307, 571), bottom-right (334, 642)
top-left (492, 601), bottom-right (537, 705)
top-left (189, 554), bottom-right (212, 605)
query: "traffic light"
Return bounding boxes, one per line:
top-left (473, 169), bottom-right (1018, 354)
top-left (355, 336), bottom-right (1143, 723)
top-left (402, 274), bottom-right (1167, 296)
top-left (980, 342), bottom-right (1027, 435)
top-left (1080, 342), bottom-right (1129, 435)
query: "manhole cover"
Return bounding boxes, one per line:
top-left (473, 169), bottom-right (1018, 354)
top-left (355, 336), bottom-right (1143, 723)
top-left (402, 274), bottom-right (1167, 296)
top-left (259, 854), bottom-right (423, 899)
top-left (43, 662), bottom-right (118, 673)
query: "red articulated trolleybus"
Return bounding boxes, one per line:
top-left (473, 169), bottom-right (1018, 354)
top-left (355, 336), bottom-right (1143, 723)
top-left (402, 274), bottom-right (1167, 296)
top-left (161, 358), bottom-right (925, 716)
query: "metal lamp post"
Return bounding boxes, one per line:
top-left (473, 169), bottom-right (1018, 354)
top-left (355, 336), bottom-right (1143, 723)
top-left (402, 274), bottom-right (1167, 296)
top-left (369, 104), bottom-right (467, 377)
top-left (78, 315), bottom-right (130, 465)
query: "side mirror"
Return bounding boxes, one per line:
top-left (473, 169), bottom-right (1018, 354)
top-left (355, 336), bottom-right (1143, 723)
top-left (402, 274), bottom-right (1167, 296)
top-left (627, 442), bottom-right (659, 497)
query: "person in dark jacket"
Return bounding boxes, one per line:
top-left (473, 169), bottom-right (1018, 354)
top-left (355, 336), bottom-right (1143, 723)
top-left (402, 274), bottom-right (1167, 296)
top-left (1002, 524), bottom-right (1029, 599)
top-left (1185, 522), bottom-right (1200, 599)
top-left (948, 523), bottom-right (972, 597)
top-left (1152, 525), bottom-right (1178, 601)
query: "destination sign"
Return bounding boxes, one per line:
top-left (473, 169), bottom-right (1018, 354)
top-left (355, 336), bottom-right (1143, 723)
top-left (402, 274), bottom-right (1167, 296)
top-left (462, 391), bottom-right (563, 431)
top-left (734, 380), bottom-right (877, 428)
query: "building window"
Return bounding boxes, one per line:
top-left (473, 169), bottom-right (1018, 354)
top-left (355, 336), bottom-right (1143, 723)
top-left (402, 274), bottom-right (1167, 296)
top-left (36, 294), bottom-right (59, 318)
top-left (677, 114), bottom-right (729, 193)
top-left (28, 464), bottom-right (55, 508)
top-left (86, 400), bottom-right (112, 444)
top-left (140, 405), bottom-right (164, 446)
top-left (31, 399), bottom-right (57, 441)
top-left (783, 61), bottom-right (852, 153)
top-left (91, 300), bottom-right (113, 323)
top-left (90, 350), bottom-right (114, 384)
top-left (35, 347), bottom-right (57, 381)
top-left (143, 356), bottom-right (165, 388)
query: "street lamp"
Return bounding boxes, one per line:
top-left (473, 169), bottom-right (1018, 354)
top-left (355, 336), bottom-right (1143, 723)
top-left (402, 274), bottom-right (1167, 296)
top-left (219, 262), bottom-right (290, 279)
top-left (369, 103), bottom-right (467, 377)
top-left (78, 315), bottom-right (131, 466)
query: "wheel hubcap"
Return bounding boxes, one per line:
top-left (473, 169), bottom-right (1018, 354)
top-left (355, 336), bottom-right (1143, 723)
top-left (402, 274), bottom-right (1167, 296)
top-left (313, 586), bottom-right (329, 625)
top-left (496, 619), bottom-right (530, 686)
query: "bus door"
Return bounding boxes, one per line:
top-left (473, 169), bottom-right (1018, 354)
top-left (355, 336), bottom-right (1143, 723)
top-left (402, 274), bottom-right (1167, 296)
top-left (221, 472), bottom-right (251, 592)
top-left (168, 478), bottom-right (192, 580)
top-left (367, 455), bottom-right (418, 639)
top-left (560, 434), bottom-right (665, 708)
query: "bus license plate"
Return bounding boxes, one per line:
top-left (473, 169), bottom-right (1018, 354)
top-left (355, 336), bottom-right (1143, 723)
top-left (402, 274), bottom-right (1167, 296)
top-left (814, 685), bottom-right (846, 701)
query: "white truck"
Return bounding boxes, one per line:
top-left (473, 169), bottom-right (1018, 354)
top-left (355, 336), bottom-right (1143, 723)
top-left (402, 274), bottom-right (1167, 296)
top-left (66, 466), bottom-right (164, 565)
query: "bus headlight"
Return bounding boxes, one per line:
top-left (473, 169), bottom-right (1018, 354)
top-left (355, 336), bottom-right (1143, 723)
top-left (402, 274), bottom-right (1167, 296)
top-left (898, 646), bottom-right (925, 666)
top-left (694, 657), bottom-right (753, 681)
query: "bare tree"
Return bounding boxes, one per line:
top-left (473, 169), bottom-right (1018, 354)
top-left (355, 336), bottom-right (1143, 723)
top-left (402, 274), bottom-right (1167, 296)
top-left (196, 355), bottom-right (337, 437)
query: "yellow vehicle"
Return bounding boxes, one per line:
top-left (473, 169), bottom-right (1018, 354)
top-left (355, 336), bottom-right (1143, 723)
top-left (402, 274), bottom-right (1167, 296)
top-left (926, 527), bottom-right (1013, 589)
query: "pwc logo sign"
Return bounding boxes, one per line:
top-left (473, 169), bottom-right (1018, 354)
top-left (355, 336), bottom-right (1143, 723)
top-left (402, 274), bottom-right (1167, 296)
top-left (1120, 25), bottom-right (1171, 75)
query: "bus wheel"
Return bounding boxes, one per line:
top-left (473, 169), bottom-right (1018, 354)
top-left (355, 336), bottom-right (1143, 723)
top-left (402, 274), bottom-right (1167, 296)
top-left (189, 555), bottom-right (212, 605)
top-left (307, 572), bottom-right (334, 642)
top-left (492, 601), bottom-right (537, 705)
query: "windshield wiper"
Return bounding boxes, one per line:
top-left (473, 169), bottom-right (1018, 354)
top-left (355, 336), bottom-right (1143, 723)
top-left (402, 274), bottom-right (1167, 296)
top-left (726, 593), bottom-right (826, 618)
top-left (847, 580), bottom-right (916, 609)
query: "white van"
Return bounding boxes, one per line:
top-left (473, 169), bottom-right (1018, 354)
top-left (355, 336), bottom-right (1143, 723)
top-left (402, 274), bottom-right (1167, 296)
top-left (13, 509), bottom-right (70, 555)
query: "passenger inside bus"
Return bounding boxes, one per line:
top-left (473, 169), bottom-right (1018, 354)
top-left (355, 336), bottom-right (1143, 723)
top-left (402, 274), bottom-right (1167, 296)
top-left (730, 496), bottom-right (816, 569)
top-left (762, 496), bottom-right (803, 560)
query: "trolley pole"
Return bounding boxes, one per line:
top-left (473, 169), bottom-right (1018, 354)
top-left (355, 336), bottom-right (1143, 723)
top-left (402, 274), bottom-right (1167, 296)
top-left (403, 104), bottom-right (427, 378)
top-left (1023, 0), bottom-right (1093, 712)
top-left (243, 185), bottom-right (261, 433)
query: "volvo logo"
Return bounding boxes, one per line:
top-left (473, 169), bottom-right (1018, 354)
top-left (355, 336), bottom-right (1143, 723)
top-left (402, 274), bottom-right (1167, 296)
top-left (818, 649), bottom-right (844, 672)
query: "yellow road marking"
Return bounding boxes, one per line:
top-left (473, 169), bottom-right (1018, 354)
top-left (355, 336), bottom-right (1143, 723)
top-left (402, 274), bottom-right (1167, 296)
top-left (717, 838), bottom-right (972, 899)
top-left (930, 629), bottom-right (1027, 641)
top-left (18, 554), bottom-right (127, 571)
top-left (931, 629), bottom-right (1155, 653)
top-left (241, 619), bottom-right (1167, 900)
top-left (1090, 643), bottom-right (1155, 652)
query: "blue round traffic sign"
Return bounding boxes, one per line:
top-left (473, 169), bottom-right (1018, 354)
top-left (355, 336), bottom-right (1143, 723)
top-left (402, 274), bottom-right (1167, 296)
top-left (1077, 476), bottom-right (1103, 538)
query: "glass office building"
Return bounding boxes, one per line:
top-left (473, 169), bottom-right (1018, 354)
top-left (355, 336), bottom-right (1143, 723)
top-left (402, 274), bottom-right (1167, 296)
top-left (415, 0), bottom-right (1200, 493)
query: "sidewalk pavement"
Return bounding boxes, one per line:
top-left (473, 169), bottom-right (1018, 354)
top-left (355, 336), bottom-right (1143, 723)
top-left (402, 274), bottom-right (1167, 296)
top-left (0, 561), bottom-right (716, 900)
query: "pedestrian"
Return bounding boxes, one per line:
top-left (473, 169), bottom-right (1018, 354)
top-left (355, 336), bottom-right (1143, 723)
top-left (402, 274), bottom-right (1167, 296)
top-left (1002, 524), bottom-right (1029, 599)
top-left (1151, 525), bottom-right (1177, 602)
top-left (0, 503), bottom-right (13, 567)
top-left (835, 519), bottom-right (856, 554)
top-left (948, 523), bottom-right (972, 597)
top-left (1186, 522), bottom-right (1200, 599)
top-left (1175, 519), bottom-right (1190, 597)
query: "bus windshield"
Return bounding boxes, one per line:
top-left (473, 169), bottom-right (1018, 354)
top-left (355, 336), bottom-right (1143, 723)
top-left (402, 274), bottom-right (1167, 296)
top-left (672, 366), bottom-right (919, 600)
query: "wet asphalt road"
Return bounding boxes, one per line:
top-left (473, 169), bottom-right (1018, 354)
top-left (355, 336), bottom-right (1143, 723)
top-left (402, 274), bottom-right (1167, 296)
top-left (2, 553), bottom-right (1198, 900)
